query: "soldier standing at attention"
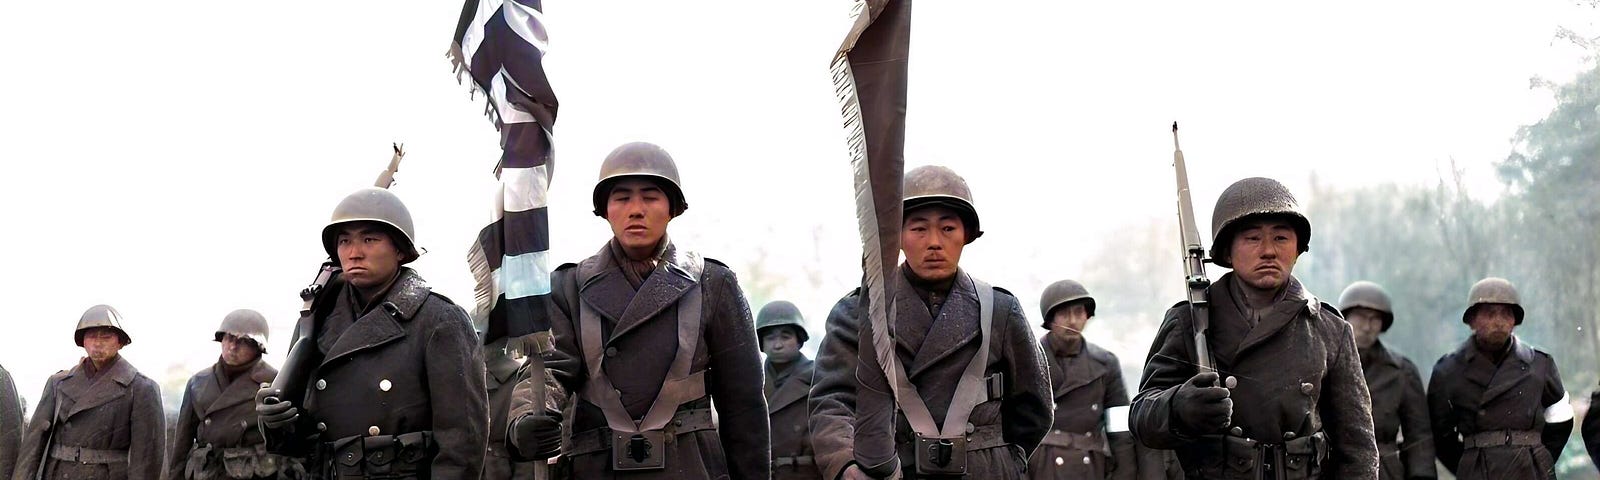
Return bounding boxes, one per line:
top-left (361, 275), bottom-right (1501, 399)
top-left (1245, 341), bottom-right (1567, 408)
top-left (810, 165), bottom-right (1053, 479)
top-left (757, 300), bottom-right (820, 480)
top-left (166, 309), bottom-right (295, 480)
top-left (504, 142), bottom-right (770, 479)
top-left (1130, 177), bottom-right (1377, 480)
top-left (14, 304), bottom-right (165, 480)
top-left (1335, 282), bottom-right (1433, 480)
top-left (1428, 277), bottom-right (1570, 480)
top-left (254, 187), bottom-right (489, 478)
top-left (1029, 279), bottom-right (1138, 480)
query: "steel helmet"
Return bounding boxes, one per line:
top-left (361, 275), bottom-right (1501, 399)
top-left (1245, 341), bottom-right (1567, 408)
top-left (1208, 177), bottom-right (1311, 268)
top-left (592, 142), bottom-right (687, 218)
top-left (903, 165), bottom-right (982, 243)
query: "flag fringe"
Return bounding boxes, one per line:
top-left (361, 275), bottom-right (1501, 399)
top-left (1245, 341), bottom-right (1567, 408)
top-left (446, 43), bottom-right (507, 132)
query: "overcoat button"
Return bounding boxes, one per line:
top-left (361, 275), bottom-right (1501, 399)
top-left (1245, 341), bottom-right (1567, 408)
top-left (605, 347), bottom-right (619, 358)
top-left (379, 379), bottom-right (392, 392)
top-left (369, 426), bottom-right (381, 436)
top-left (316, 379), bottom-right (327, 391)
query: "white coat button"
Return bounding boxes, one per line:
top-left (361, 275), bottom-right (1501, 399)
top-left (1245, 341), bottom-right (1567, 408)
top-left (1083, 456), bottom-right (1091, 465)
top-left (368, 426), bottom-right (381, 436)
top-left (316, 379), bottom-right (327, 390)
top-left (1054, 457), bottom-right (1064, 466)
top-left (379, 379), bottom-right (392, 392)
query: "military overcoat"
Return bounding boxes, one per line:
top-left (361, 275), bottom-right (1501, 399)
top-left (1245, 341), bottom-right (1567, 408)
top-left (0, 365), bottom-right (24, 479)
top-left (509, 241), bottom-right (770, 479)
top-left (1428, 336), bottom-right (1565, 480)
top-left (810, 267), bottom-right (1052, 479)
top-left (765, 357), bottom-right (817, 480)
top-left (14, 356), bottom-right (165, 480)
top-left (1028, 337), bottom-right (1136, 480)
top-left (1359, 341), bottom-right (1433, 480)
top-left (165, 359), bottom-right (285, 480)
top-left (1130, 274), bottom-right (1377, 480)
top-left (272, 268), bottom-right (488, 479)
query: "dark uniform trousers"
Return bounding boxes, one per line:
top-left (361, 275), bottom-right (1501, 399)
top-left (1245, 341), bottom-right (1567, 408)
top-left (507, 242), bottom-right (771, 479)
top-left (765, 357), bottom-right (818, 480)
top-left (1428, 336), bottom-right (1566, 480)
top-left (1130, 274), bottom-right (1378, 480)
top-left (14, 356), bottom-right (165, 480)
top-left (1028, 338), bottom-right (1137, 480)
top-left (1359, 341), bottom-right (1434, 480)
top-left (267, 268), bottom-right (488, 479)
top-left (810, 267), bottom-right (1053, 480)
top-left (166, 359), bottom-right (296, 480)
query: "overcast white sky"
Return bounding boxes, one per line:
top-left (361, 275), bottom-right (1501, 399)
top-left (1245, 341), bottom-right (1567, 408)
top-left (0, 1), bottom-right (1593, 413)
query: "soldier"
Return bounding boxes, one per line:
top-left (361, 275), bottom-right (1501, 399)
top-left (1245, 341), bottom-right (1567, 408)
top-left (482, 337), bottom-right (536, 479)
top-left (0, 363), bottom-right (22, 479)
top-left (14, 304), bottom-right (166, 480)
top-left (757, 300), bottom-right (819, 480)
top-left (253, 187), bottom-right (488, 478)
top-left (1427, 277), bottom-right (1570, 480)
top-left (165, 309), bottom-right (295, 480)
top-left (503, 142), bottom-right (770, 478)
top-left (810, 165), bottom-right (1053, 479)
top-left (1029, 279), bottom-right (1137, 480)
top-left (1130, 177), bottom-right (1378, 479)
top-left (1335, 282), bottom-right (1433, 480)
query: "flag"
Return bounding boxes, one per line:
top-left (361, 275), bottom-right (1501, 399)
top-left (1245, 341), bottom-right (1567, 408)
top-left (833, 0), bottom-right (911, 469)
top-left (450, 0), bottom-right (559, 353)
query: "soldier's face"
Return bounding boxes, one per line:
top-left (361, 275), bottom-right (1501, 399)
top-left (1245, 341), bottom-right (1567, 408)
top-left (902, 206), bottom-right (966, 282)
top-left (1228, 221), bottom-right (1299, 290)
top-left (220, 333), bottom-right (261, 366)
top-left (335, 223), bottom-right (405, 292)
top-left (1345, 308), bottom-right (1383, 349)
top-left (1468, 304), bottom-right (1516, 348)
top-left (761, 327), bottom-right (801, 365)
top-left (1049, 304), bottom-right (1090, 342)
top-left (81, 327), bottom-right (124, 364)
top-left (606, 179), bottom-right (672, 258)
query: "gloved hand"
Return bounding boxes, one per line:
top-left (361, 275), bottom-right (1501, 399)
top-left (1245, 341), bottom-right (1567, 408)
top-left (840, 464), bottom-right (874, 480)
top-left (255, 383), bottom-right (299, 430)
top-left (1172, 372), bottom-right (1232, 434)
top-left (511, 408), bottom-right (564, 459)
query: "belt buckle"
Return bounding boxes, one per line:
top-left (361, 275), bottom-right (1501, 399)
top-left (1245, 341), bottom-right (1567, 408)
top-left (612, 430), bottom-right (666, 471)
top-left (913, 433), bottom-right (968, 475)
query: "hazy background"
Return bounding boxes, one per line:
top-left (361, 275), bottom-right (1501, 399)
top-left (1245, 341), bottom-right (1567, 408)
top-left (1, 1), bottom-right (1596, 476)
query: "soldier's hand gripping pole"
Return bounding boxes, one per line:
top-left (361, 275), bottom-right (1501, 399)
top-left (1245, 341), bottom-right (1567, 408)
top-left (1172, 123), bottom-right (1215, 377)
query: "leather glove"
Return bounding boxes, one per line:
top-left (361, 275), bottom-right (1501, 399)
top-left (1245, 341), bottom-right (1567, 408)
top-left (255, 383), bottom-right (299, 430)
top-left (1172, 372), bottom-right (1232, 434)
top-left (511, 408), bottom-right (564, 459)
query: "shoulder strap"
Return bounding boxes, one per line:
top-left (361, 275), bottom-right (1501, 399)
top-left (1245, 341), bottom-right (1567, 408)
top-left (578, 256), bottom-right (707, 434)
top-left (878, 277), bottom-right (995, 438)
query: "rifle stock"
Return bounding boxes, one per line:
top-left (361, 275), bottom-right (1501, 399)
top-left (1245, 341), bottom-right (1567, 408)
top-left (1172, 123), bottom-right (1215, 376)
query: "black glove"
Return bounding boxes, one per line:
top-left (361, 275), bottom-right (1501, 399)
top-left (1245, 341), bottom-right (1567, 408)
top-left (511, 409), bottom-right (564, 459)
top-left (255, 384), bottom-right (299, 430)
top-left (1172, 372), bottom-right (1232, 434)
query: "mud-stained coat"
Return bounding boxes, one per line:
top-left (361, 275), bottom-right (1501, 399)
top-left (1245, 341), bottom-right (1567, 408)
top-left (1359, 341), bottom-right (1433, 480)
top-left (508, 242), bottom-right (770, 479)
top-left (1428, 336), bottom-right (1565, 480)
top-left (0, 365), bottom-right (24, 479)
top-left (165, 359), bottom-right (283, 480)
top-left (1130, 274), bottom-right (1377, 480)
top-left (766, 356), bottom-right (818, 480)
top-left (809, 267), bottom-right (1052, 480)
top-left (483, 358), bottom-right (536, 479)
top-left (1028, 337), bottom-right (1136, 480)
top-left (271, 268), bottom-right (488, 479)
top-left (14, 356), bottom-right (165, 480)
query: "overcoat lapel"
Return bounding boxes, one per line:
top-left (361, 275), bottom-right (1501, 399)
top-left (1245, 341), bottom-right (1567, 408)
top-left (905, 271), bottom-right (981, 379)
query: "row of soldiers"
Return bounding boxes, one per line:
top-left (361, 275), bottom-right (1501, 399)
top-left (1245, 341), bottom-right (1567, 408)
top-left (1, 141), bottom-right (1597, 479)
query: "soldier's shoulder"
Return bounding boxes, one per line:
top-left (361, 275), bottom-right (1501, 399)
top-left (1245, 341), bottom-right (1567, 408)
top-left (1083, 341), bottom-right (1121, 364)
top-left (554, 261), bottom-right (579, 273)
top-left (47, 369), bottom-right (71, 383)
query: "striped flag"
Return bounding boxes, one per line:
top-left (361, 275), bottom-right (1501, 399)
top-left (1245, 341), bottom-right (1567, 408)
top-left (450, 0), bottom-right (559, 353)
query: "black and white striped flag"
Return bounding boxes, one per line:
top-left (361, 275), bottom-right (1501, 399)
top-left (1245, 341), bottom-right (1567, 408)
top-left (450, 0), bottom-right (559, 353)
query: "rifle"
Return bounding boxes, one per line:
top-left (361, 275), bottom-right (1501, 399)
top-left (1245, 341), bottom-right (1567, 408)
top-left (262, 145), bottom-right (404, 452)
top-left (375, 143), bottom-right (405, 188)
top-left (1171, 123), bottom-right (1215, 376)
